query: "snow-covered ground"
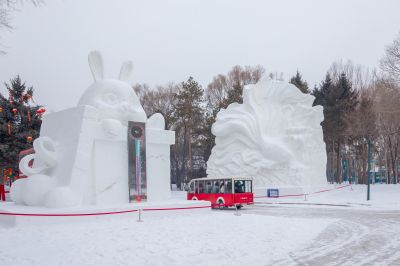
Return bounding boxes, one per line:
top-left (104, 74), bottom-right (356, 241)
top-left (257, 184), bottom-right (400, 210)
top-left (0, 211), bottom-right (333, 266)
top-left (248, 205), bottom-right (400, 265)
top-left (1, 184), bottom-right (399, 266)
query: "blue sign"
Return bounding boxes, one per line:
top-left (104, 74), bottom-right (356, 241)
top-left (267, 189), bottom-right (279, 198)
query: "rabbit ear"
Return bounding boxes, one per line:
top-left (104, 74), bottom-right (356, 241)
top-left (88, 50), bottom-right (104, 81)
top-left (119, 61), bottom-right (133, 82)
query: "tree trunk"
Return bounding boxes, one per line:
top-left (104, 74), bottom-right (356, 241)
top-left (336, 140), bottom-right (341, 183)
top-left (385, 147), bottom-right (390, 184)
top-left (188, 127), bottom-right (192, 182)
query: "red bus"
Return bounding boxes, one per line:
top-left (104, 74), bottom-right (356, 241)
top-left (187, 177), bottom-right (254, 209)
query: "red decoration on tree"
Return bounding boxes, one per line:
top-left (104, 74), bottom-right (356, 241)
top-left (0, 106), bottom-right (2, 112)
top-left (12, 108), bottom-right (18, 115)
top-left (27, 109), bottom-right (31, 122)
top-left (36, 108), bottom-right (46, 115)
top-left (27, 136), bottom-right (33, 142)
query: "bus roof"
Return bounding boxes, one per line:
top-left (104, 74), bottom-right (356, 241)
top-left (189, 177), bottom-right (253, 182)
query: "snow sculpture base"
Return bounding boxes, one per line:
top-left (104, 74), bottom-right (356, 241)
top-left (26, 106), bottom-right (175, 207)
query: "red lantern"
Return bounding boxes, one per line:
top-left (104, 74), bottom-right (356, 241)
top-left (36, 108), bottom-right (46, 115)
top-left (27, 136), bottom-right (33, 142)
top-left (12, 108), bottom-right (17, 115)
top-left (0, 106), bottom-right (2, 112)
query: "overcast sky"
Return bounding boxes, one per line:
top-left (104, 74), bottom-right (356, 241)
top-left (0, 0), bottom-right (399, 111)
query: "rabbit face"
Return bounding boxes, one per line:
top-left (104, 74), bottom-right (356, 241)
top-left (78, 79), bottom-right (147, 122)
top-left (77, 50), bottom-right (147, 123)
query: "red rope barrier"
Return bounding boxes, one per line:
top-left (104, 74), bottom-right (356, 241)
top-left (0, 205), bottom-right (211, 217)
top-left (0, 209), bottom-right (138, 217)
top-left (143, 206), bottom-right (211, 211)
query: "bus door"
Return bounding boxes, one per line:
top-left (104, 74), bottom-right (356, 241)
top-left (233, 179), bottom-right (253, 204)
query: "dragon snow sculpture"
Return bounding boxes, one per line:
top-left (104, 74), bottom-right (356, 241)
top-left (206, 79), bottom-right (327, 187)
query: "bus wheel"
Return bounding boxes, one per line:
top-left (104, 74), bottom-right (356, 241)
top-left (236, 204), bottom-right (243, 210)
top-left (216, 197), bottom-right (225, 209)
top-left (192, 196), bottom-right (198, 200)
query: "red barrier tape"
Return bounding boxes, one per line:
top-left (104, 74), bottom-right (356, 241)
top-left (0, 205), bottom-right (211, 217)
top-left (0, 209), bottom-right (138, 217)
top-left (143, 206), bottom-right (211, 211)
top-left (254, 184), bottom-right (352, 199)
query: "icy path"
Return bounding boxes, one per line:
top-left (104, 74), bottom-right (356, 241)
top-left (247, 205), bottom-right (400, 265)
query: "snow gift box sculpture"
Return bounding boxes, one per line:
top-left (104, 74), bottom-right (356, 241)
top-left (10, 51), bottom-right (175, 208)
top-left (207, 79), bottom-right (327, 190)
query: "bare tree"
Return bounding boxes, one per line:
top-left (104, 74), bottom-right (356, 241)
top-left (206, 64), bottom-right (265, 111)
top-left (328, 60), bottom-right (377, 90)
top-left (372, 79), bottom-right (400, 183)
top-left (133, 82), bottom-right (178, 129)
top-left (0, 0), bottom-right (42, 53)
top-left (346, 87), bottom-right (377, 184)
top-left (380, 32), bottom-right (400, 83)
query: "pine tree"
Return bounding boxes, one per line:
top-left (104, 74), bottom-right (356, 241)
top-left (312, 72), bottom-right (359, 183)
top-left (290, 70), bottom-right (310, 94)
top-left (0, 75), bottom-right (42, 175)
top-left (172, 77), bottom-right (204, 187)
top-left (222, 82), bottom-right (243, 107)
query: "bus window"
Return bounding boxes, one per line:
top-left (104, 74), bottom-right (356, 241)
top-left (219, 181), bottom-right (225, 193)
top-left (198, 181), bottom-right (205, 193)
top-left (225, 179), bottom-right (232, 194)
top-left (245, 180), bottom-right (252, 192)
top-left (189, 181), bottom-right (195, 193)
top-left (234, 180), bottom-right (245, 193)
top-left (213, 180), bottom-right (220, 193)
top-left (205, 180), bottom-right (212, 193)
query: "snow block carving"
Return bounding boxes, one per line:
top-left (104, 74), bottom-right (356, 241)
top-left (11, 51), bottom-right (175, 208)
top-left (206, 79), bottom-right (327, 187)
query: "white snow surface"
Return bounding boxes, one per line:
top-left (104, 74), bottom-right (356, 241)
top-left (258, 184), bottom-right (400, 210)
top-left (1, 186), bottom-right (400, 265)
top-left (0, 210), bottom-right (333, 266)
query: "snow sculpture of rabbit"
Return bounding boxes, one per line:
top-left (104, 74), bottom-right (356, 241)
top-left (11, 51), bottom-right (151, 207)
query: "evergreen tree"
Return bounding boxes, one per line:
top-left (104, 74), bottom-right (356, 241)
top-left (172, 77), bottom-right (204, 187)
top-left (221, 82), bottom-right (243, 108)
top-left (290, 70), bottom-right (310, 94)
top-left (0, 75), bottom-right (42, 174)
top-left (312, 72), bottom-right (359, 183)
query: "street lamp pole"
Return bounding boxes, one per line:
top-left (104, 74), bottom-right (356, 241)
top-left (367, 138), bottom-right (371, 201)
